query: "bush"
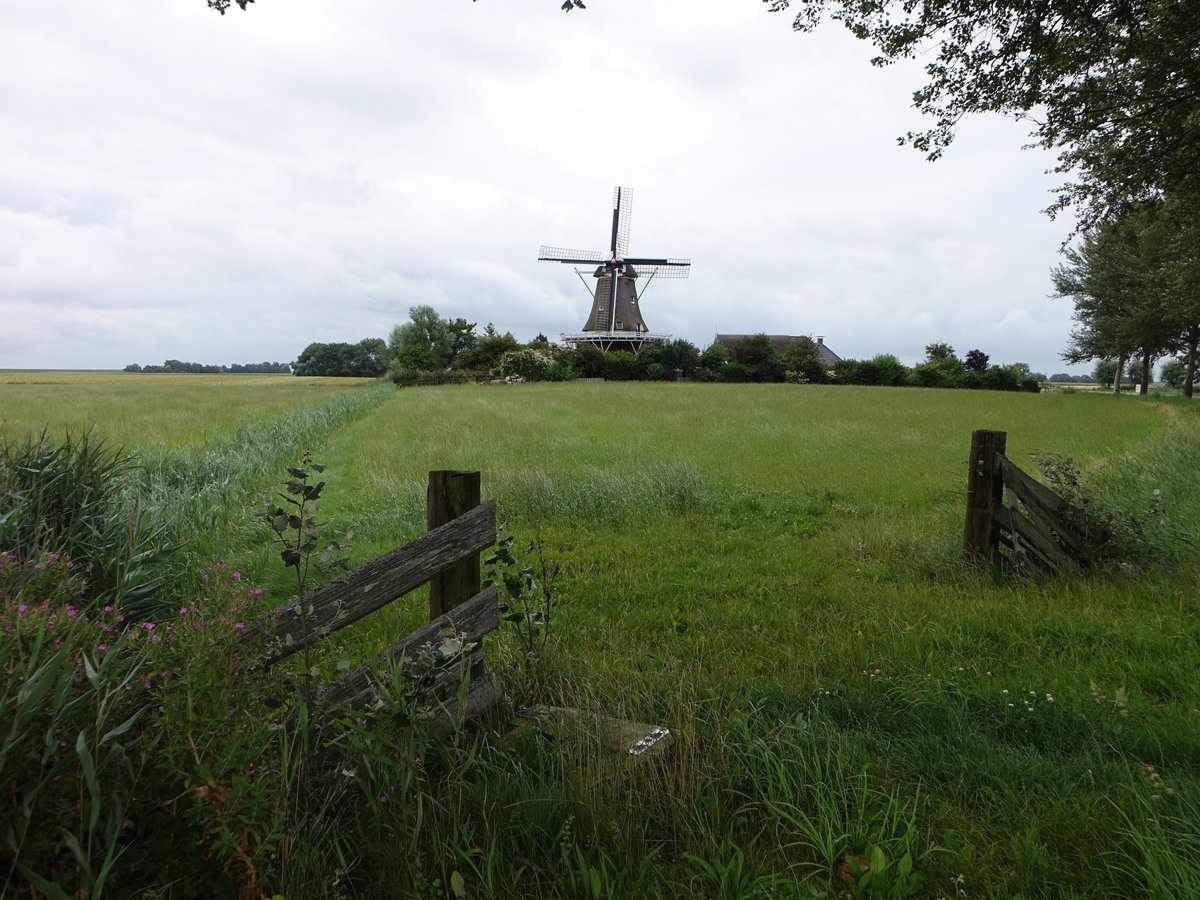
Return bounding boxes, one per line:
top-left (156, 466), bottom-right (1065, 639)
top-left (721, 363), bottom-right (755, 383)
top-left (908, 360), bottom-right (963, 388)
top-left (834, 355), bottom-right (908, 386)
top-left (498, 348), bottom-right (555, 381)
top-left (602, 351), bottom-right (639, 382)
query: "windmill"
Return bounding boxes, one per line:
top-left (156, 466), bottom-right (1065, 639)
top-left (539, 187), bottom-right (691, 353)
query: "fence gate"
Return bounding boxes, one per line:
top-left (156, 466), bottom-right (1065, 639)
top-left (963, 430), bottom-right (1105, 576)
top-left (241, 470), bottom-right (503, 730)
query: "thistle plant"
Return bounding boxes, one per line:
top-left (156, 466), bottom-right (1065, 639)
top-left (260, 452), bottom-right (352, 599)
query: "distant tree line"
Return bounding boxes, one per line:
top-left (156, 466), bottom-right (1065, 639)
top-left (375, 305), bottom-right (1045, 392)
top-left (124, 360), bottom-right (291, 374)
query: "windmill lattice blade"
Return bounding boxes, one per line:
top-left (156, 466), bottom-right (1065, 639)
top-left (612, 186), bottom-right (633, 257)
top-left (538, 246), bottom-right (606, 264)
top-left (639, 264), bottom-right (691, 279)
top-left (624, 257), bottom-right (691, 278)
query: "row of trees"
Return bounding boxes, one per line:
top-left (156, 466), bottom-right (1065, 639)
top-left (376, 306), bottom-right (1043, 391)
top-left (1054, 198), bottom-right (1199, 397)
top-left (123, 360), bottom-right (291, 374)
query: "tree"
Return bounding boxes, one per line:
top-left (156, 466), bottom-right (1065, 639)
top-left (445, 318), bottom-right (479, 366)
top-left (1093, 358), bottom-right (1131, 391)
top-left (924, 342), bottom-right (956, 363)
top-left (388, 305), bottom-right (454, 373)
top-left (697, 341), bottom-right (728, 382)
top-left (1160, 358), bottom-right (1186, 388)
top-left (963, 349), bottom-right (989, 373)
top-left (1054, 206), bottom-right (1179, 393)
top-left (782, 336), bottom-right (828, 384)
top-left (766, 0), bottom-right (1200, 225)
top-left (1152, 194), bottom-right (1200, 397)
top-left (728, 334), bottom-right (784, 382)
top-left (293, 339), bottom-right (386, 377)
top-left (457, 324), bottom-right (520, 372)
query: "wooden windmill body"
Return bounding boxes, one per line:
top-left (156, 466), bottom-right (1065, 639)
top-left (539, 187), bottom-right (690, 353)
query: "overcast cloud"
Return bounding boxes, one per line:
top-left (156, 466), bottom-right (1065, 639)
top-left (2, 1), bottom-right (1086, 375)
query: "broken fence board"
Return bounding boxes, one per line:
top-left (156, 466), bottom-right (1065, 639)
top-left (1007, 503), bottom-right (1080, 575)
top-left (320, 584), bottom-right (499, 713)
top-left (998, 458), bottom-right (1100, 563)
top-left (245, 500), bottom-right (497, 668)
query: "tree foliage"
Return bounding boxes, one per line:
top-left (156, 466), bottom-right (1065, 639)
top-left (766, 0), bottom-right (1200, 224)
top-left (292, 339), bottom-right (387, 377)
top-left (1054, 201), bottom-right (1197, 395)
top-left (963, 349), bottom-right (989, 372)
top-left (207, 0), bottom-right (252, 13)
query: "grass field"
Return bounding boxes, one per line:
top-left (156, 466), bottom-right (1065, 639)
top-left (3, 376), bottom-right (1198, 898)
top-left (0, 371), bottom-right (375, 452)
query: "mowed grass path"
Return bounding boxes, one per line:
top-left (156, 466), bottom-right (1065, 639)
top-left (0, 371), bottom-right (374, 451)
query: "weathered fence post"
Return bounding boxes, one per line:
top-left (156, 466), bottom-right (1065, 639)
top-left (427, 470), bottom-right (482, 619)
top-left (963, 430), bottom-right (1006, 563)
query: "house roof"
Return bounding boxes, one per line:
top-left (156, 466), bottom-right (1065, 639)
top-left (715, 334), bottom-right (842, 366)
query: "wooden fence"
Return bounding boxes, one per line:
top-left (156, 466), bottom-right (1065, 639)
top-left (963, 430), bottom-right (1105, 575)
top-left (241, 469), bottom-right (503, 728)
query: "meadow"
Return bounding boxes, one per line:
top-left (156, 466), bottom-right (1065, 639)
top-left (3, 376), bottom-right (1198, 899)
top-left (0, 371), bottom-right (375, 452)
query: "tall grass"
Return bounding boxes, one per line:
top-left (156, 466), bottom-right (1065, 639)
top-left (0, 372), bottom-right (374, 453)
top-left (0, 432), bottom-right (176, 612)
top-left (137, 380), bottom-right (393, 609)
top-left (4, 379), bottom-right (1198, 897)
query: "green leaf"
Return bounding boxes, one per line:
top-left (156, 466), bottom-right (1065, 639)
top-left (101, 708), bottom-right (144, 745)
top-left (281, 549), bottom-right (302, 567)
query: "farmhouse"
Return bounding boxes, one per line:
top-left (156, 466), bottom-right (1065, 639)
top-left (715, 334), bottom-right (842, 366)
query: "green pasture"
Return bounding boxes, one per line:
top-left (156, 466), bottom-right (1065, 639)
top-left (0, 370), bottom-right (374, 452)
top-left (233, 381), bottom-right (1198, 896)
top-left (4, 376), bottom-right (1199, 898)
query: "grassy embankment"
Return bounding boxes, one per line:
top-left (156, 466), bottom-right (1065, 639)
top-left (4, 377), bottom-right (1199, 898)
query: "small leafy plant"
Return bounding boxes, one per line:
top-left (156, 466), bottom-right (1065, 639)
top-left (260, 452), bottom-right (353, 598)
top-left (484, 527), bottom-right (560, 664)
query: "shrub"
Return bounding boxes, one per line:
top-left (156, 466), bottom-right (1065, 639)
top-left (498, 348), bottom-right (554, 381)
top-left (602, 351), bottom-right (639, 382)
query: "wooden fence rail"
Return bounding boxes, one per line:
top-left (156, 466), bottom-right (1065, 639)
top-left (240, 470), bottom-right (502, 725)
top-left (963, 429), bottom-right (1105, 576)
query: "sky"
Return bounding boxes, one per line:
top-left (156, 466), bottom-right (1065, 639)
top-left (2, 0), bottom-right (1089, 375)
